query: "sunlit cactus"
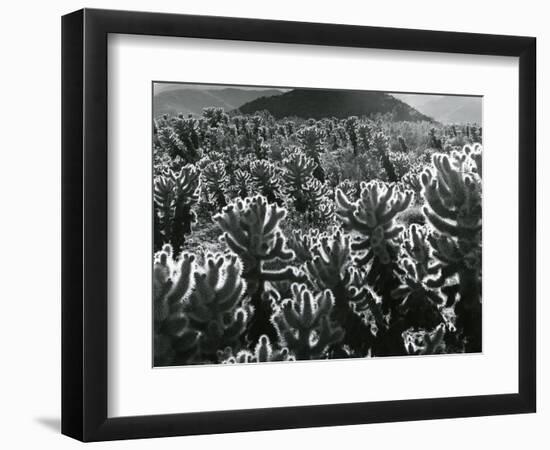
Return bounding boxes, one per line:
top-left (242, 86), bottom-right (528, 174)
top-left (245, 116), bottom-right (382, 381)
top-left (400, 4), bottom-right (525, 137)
top-left (233, 169), bottom-right (252, 199)
top-left (250, 160), bottom-right (282, 204)
top-left (154, 250), bottom-right (248, 365)
top-left (282, 150), bottom-right (317, 212)
top-left (305, 229), bottom-right (351, 292)
top-left (171, 115), bottom-right (201, 163)
top-left (202, 106), bottom-right (228, 128)
top-left (421, 144), bottom-right (482, 352)
top-left (153, 165), bottom-right (200, 255)
top-left (214, 196), bottom-right (299, 290)
top-left (421, 145), bottom-right (482, 242)
top-left (335, 180), bottom-right (413, 355)
top-left (256, 139), bottom-right (271, 160)
top-left (303, 178), bottom-right (334, 226)
top-left (286, 228), bottom-right (321, 265)
top-left (297, 126), bottom-right (325, 181)
top-left (281, 148), bottom-right (333, 225)
top-left (402, 172), bottom-right (423, 197)
top-left (305, 229), bottom-right (377, 355)
top-left (336, 179), bottom-right (360, 201)
top-left (392, 225), bottom-right (445, 330)
top-left (336, 181), bottom-right (412, 269)
top-left (403, 323), bottom-right (446, 355)
top-left (218, 335), bottom-right (295, 364)
top-left (157, 126), bottom-right (184, 159)
top-left (201, 160), bottom-right (228, 208)
top-left (272, 284), bottom-right (344, 360)
top-left (213, 195), bottom-right (303, 343)
top-left (183, 253), bottom-right (248, 360)
top-left (153, 248), bottom-right (199, 365)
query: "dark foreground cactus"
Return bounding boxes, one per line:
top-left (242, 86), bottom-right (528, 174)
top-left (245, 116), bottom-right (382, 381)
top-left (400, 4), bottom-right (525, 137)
top-left (421, 144), bottom-right (482, 352)
top-left (272, 284), bottom-right (344, 360)
top-left (218, 335), bottom-right (295, 363)
top-left (153, 247), bottom-right (248, 365)
top-left (304, 229), bottom-right (376, 356)
top-left (335, 181), bottom-right (414, 355)
top-left (392, 224), bottom-right (445, 330)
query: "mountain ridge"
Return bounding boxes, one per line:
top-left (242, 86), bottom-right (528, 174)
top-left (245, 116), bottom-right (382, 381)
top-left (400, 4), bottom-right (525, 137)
top-left (235, 89), bottom-right (433, 121)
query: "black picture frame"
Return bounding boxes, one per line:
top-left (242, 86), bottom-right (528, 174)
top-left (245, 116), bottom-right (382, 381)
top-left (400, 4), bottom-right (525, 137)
top-left (62, 8), bottom-right (536, 442)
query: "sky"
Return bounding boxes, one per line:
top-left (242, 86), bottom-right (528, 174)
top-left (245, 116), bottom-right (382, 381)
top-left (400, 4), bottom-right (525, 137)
top-left (153, 82), bottom-right (290, 94)
top-left (154, 82), bottom-right (476, 101)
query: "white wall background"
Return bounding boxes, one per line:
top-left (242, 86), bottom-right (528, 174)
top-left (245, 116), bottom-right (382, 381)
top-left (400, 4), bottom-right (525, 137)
top-left (0, 0), bottom-right (546, 448)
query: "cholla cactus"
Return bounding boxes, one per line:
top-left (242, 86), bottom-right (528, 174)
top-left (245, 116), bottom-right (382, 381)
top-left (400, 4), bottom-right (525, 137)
top-left (297, 126), bottom-right (325, 180)
top-left (421, 144), bottom-right (482, 352)
top-left (214, 195), bottom-right (303, 343)
top-left (286, 228), bottom-right (321, 265)
top-left (171, 115), bottom-right (201, 163)
top-left (336, 179), bottom-right (359, 201)
top-left (403, 323), bottom-right (446, 355)
top-left (233, 169), bottom-right (252, 199)
top-left (201, 160), bottom-right (228, 208)
top-left (402, 172), bottom-right (423, 196)
top-left (157, 126), bottom-right (184, 159)
top-left (272, 284), bottom-right (344, 360)
top-left (282, 151), bottom-right (317, 212)
top-left (305, 229), bottom-right (377, 355)
top-left (250, 160), bottom-right (282, 204)
top-left (344, 116), bottom-right (359, 155)
top-left (202, 106), bottom-right (228, 128)
top-left (153, 248), bottom-right (199, 365)
top-left (356, 122), bottom-right (373, 154)
top-left (184, 254), bottom-right (248, 359)
top-left (372, 131), bottom-right (398, 182)
top-left (218, 335), bottom-right (295, 364)
top-left (428, 127), bottom-right (443, 150)
top-left (153, 165), bottom-right (200, 255)
top-left (336, 181), bottom-right (412, 269)
top-left (303, 178), bottom-right (334, 227)
top-left (398, 135), bottom-right (408, 152)
top-left (392, 225), bottom-right (445, 330)
top-left (336, 181), bottom-right (413, 355)
top-left (153, 250), bottom-right (248, 365)
top-left (305, 229), bottom-right (351, 292)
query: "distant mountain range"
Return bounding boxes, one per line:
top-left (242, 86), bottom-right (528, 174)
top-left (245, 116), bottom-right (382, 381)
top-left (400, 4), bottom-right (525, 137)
top-left (153, 85), bottom-right (480, 124)
top-left (236, 89), bottom-right (432, 121)
top-left (391, 94), bottom-right (482, 124)
top-left (153, 87), bottom-right (284, 117)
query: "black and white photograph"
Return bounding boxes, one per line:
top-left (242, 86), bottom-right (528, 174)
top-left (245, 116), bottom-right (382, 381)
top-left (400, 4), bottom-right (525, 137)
top-left (152, 82), bottom-right (483, 367)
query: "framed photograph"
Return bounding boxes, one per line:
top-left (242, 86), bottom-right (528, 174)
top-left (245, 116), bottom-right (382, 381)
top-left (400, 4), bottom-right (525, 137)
top-left (62, 8), bottom-right (536, 442)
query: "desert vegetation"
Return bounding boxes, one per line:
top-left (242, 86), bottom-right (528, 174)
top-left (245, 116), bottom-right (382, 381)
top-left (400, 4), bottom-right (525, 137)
top-left (152, 103), bottom-right (482, 366)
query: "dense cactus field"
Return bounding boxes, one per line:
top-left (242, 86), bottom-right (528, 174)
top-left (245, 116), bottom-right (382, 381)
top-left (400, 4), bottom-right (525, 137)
top-left (152, 106), bottom-right (482, 366)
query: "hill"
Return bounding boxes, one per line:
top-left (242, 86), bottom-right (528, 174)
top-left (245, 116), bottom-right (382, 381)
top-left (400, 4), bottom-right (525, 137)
top-left (153, 88), bottom-right (284, 117)
top-left (235, 89), bottom-right (433, 121)
top-left (391, 94), bottom-right (482, 124)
